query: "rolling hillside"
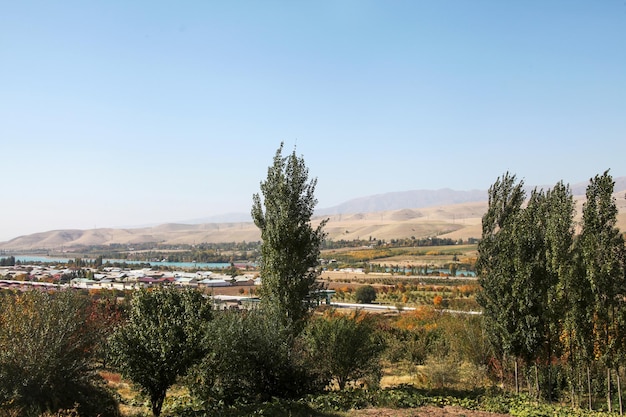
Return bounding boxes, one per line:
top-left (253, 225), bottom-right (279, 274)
top-left (2, 179), bottom-right (626, 251)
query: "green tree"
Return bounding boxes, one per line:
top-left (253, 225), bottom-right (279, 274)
top-left (476, 172), bottom-right (526, 391)
top-left (511, 188), bottom-right (562, 399)
top-left (252, 143), bottom-right (327, 330)
top-left (577, 171), bottom-right (626, 412)
top-left (0, 290), bottom-right (118, 416)
top-left (300, 311), bottom-right (385, 390)
top-left (479, 177), bottom-right (578, 399)
top-left (189, 310), bottom-right (310, 405)
top-left (355, 285), bottom-right (377, 304)
top-left (538, 181), bottom-right (577, 400)
top-left (108, 287), bottom-right (212, 417)
top-left (566, 234), bottom-right (595, 409)
top-left (540, 182), bottom-right (582, 404)
top-left (0, 255), bottom-right (15, 266)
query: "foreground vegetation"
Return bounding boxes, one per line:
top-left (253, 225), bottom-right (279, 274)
top-left (2, 145), bottom-right (625, 417)
top-left (3, 286), bottom-right (626, 417)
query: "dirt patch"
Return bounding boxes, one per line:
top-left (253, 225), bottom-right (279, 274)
top-left (349, 406), bottom-right (511, 417)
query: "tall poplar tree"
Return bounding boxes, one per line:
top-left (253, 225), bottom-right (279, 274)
top-left (568, 235), bottom-right (595, 409)
top-left (476, 172), bottom-right (526, 391)
top-left (512, 189), bottom-right (550, 393)
top-left (252, 143), bottom-right (327, 331)
top-left (478, 175), bottom-right (570, 397)
top-left (543, 182), bottom-right (579, 404)
top-left (516, 185), bottom-right (576, 400)
top-left (578, 170), bottom-right (626, 412)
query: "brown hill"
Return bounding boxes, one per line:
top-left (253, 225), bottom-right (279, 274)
top-left (1, 193), bottom-right (625, 251)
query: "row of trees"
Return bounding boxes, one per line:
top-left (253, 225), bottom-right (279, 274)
top-left (477, 171), bottom-right (626, 411)
top-left (0, 256), bottom-right (15, 266)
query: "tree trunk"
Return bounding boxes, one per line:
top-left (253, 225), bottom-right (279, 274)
top-left (578, 365), bottom-right (582, 408)
top-left (569, 364), bottom-right (576, 409)
top-left (535, 364), bottom-right (540, 400)
top-left (500, 353), bottom-right (506, 389)
top-left (547, 338), bottom-right (552, 402)
top-left (338, 377), bottom-right (346, 391)
top-left (515, 359), bottom-right (519, 394)
top-left (617, 367), bottom-right (623, 416)
top-left (587, 364), bottom-right (592, 411)
top-left (606, 366), bottom-right (613, 413)
top-left (151, 388), bottom-right (167, 417)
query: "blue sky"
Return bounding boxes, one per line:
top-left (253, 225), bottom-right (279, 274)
top-left (1, 1), bottom-right (625, 241)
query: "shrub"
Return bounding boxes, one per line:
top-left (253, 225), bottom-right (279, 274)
top-left (423, 355), bottom-right (460, 389)
top-left (300, 310), bottom-right (385, 390)
top-left (355, 285), bottom-right (376, 304)
top-left (0, 290), bottom-right (119, 417)
top-left (188, 309), bottom-right (311, 406)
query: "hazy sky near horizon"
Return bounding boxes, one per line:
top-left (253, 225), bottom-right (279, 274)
top-left (1, 1), bottom-right (625, 242)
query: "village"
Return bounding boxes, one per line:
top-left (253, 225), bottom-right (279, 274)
top-left (0, 263), bottom-right (258, 291)
top-left (0, 261), bottom-right (344, 310)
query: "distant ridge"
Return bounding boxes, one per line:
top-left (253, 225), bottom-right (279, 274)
top-left (317, 188), bottom-right (487, 215)
top-left (531, 176), bottom-right (626, 196)
top-left (2, 176), bottom-right (625, 251)
top-left (317, 176), bottom-right (626, 216)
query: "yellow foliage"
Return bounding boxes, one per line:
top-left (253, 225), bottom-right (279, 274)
top-left (433, 295), bottom-right (443, 306)
top-left (394, 305), bottom-right (438, 331)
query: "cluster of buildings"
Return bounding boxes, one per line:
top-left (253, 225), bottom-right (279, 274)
top-left (0, 263), bottom-right (336, 309)
top-left (0, 264), bottom-right (259, 292)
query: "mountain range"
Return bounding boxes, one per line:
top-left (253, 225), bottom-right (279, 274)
top-left (2, 177), bottom-right (625, 251)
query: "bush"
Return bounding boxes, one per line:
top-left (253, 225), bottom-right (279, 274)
top-left (355, 285), bottom-right (376, 304)
top-left (188, 309), bottom-right (312, 406)
top-left (299, 310), bottom-right (385, 390)
top-left (423, 355), bottom-right (460, 389)
top-left (0, 290), bottom-right (119, 417)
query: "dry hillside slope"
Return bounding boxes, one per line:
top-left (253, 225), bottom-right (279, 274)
top-left (1, 193), bottom-right (625, 251)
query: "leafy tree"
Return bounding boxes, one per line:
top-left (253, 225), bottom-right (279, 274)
top-left (0, 290), bottom-right (118, 416)
top-left (87, 291), bottom-right (128, 367)
top-left (564, 237), bottom-right (596, 409)
top-left (478, 176), bottom-right (581, 399)
top-left (533, 181), bottom-right (576, 400)
top-left (476, 172), bottom-right (526, 390)
top-left (189, 309), bottom-right (310, 405)
top-left (539, 182), bottom-right (583, 404)
top-left (355, 285), bottom-right (377, 304)
top-left (252, 143), bottom-right (327, 331)
top-left (440, 313), bottom-right (492, 369)
top-left (511, 188), bottom-right (568, 399)
top-left (0, 256), bottom-right (15, 266)
top-left (300, 310), bottom-right (385, 390)
top-left (108, 287), bottom-right (212, 417)
top-left (577, 171), bottom-right (626, 412)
